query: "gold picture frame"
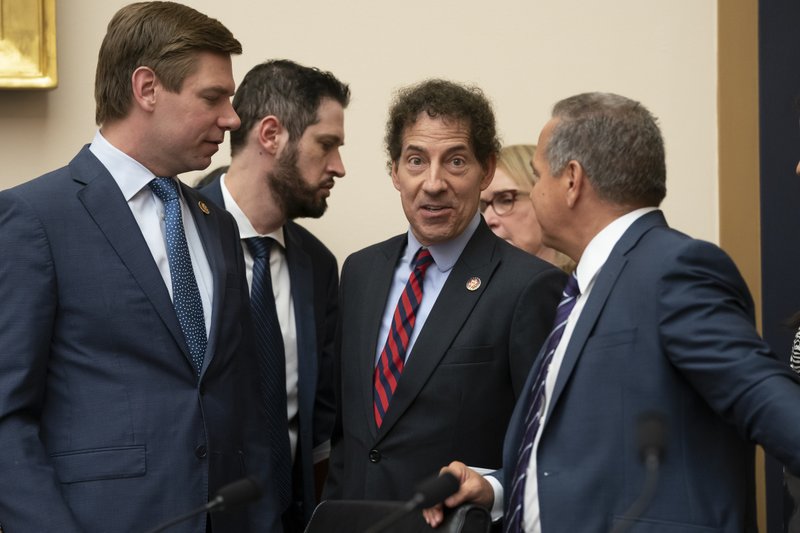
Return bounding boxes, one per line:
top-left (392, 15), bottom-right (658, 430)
top-left (0, 0), bottom-right (57, 89)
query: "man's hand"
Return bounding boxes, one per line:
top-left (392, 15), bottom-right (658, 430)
top-left (422, 461), bottom-right (494, 528)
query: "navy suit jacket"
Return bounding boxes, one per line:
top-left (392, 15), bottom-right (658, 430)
top-left (0, 147), bottom-right (279, 532)
top-left (325, 220), bottom-right (566, 501)
top-left (501, 210), bottom-right (800, 532)
top-left (200, 178), bottom-right (338, 524)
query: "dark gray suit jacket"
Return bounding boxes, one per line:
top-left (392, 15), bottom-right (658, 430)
top-left (325, 220), bottom-right (566, 501)
top-left (0, 146), bottom-right (278, 532)
top-left (200, 178), bottom-right (338, 524)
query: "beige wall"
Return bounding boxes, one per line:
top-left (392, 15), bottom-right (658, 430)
top-left (0, 0), bottom-right (718, 265)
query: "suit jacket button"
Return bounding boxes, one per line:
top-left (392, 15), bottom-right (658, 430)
top-left (198, 384), bottom-right (206, 396)
top-left (195, 445), bottom-right (207, 459)
top-left (369, 449), bottom-right (381, 463)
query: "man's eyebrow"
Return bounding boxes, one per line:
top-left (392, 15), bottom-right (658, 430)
top-left (316, 133), bottom-right (344, 145)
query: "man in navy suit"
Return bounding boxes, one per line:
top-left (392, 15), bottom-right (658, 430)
top-left (426, 92), bottom-right (800, 532)
top-left (0, 3), bottom-right (279, 532)
top-left (199, 59), bottom-right (350, 532)
top-left (324, 79), bottom-right (565, 504)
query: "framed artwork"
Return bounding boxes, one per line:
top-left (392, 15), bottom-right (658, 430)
top-left (0, 0), bottom-right (57, 89)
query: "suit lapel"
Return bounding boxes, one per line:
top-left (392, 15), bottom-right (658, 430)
top-left (72, 149), bottom-right (190, 362)
top-left (546, 211), bottom-right (667, 417)
top-left (377, 223), bottom-right (500, 438)
top-left (285, 223), bottom-right (317, 418)
top-left (181, 183), bottom-right (225, 378)
top-left (359, 237), bottom-right (406, 439)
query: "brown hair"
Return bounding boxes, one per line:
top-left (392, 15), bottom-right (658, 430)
top-left (385, 79), bottom-right (500, 173)
top-left (95, 1), bottom-right (242, 125)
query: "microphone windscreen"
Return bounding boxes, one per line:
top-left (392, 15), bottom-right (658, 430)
top-left (214, 477), bottom-right (263, 511)
top-left (637, 411), bottom-right (666, 462)
top-left (413, 472), bottom-right (460, 509)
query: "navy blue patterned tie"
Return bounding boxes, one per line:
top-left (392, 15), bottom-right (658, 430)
top-left (245, 236), bottom-right (292, 509)
top-left (148, 177), bottom-right (207, 375)
top-left (505, 272), bottom-right (580, 533)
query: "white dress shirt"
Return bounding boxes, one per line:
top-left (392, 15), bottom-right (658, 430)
top-left (89, 131), bottom-right (213, 336)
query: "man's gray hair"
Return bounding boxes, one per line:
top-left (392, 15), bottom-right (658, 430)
top-left (548, 92), bottom-right (666, 207)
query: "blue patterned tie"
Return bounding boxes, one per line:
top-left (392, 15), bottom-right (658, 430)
top-left (505, 272), bottom-right (580, 533)
top-left (245, 236), bottom-right (292, 509)
top-left (373, 248), bottom-right (435, 427)
top-left (148, 177), bottom-right (207, 375)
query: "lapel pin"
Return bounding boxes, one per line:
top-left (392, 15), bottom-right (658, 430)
top-left (466, 277), bottom-right (481, 291)
top-left (198, 200), bottom-right (210, 215)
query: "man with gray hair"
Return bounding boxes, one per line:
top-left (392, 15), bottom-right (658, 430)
top-left (198, 59), bottom-right (349, 532)
top-left (425, 92), bottom-right (800, 532)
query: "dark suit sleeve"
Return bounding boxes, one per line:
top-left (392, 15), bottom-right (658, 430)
top-left (659, 239), bottom-right (800, 472)
top-left (322, 254), bottom-right (352, 500)
top-left (508, 266), bottom-right (567, 396)
top-left (312, 252), bottom-right (339, 450)
top-left (0, 190), bottom-right (83, 531)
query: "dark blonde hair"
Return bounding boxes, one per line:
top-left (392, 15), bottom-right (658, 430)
top-left (95, 1), bottom-right (241, 125)
top-left (497, 144), bottom-right (537, 190)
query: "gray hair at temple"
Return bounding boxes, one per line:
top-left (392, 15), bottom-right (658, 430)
top-left (547, 92), bottom-right (667, 207)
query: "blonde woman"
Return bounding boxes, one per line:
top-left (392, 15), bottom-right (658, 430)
top-left (480, 144), bottom-right (575, 272)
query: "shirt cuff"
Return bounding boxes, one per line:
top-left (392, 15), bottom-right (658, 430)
top-left (471, 467), bottom-right (504, 522)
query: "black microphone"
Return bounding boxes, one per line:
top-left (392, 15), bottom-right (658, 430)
top-left (144, 477), bottom-right (262, 533)
top-left (610, 412), bottom-right (667, 533)
top-left (364, 472), bottom-right (460, 533)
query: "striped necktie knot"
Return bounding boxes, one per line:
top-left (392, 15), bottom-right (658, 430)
top-left (245, 236), bottom-right (273, 259)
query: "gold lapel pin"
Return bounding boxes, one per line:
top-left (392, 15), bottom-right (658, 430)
top-left (466, 277), bottom-right (481, 291)
top-left (198, 200), bottom-right (210, 215)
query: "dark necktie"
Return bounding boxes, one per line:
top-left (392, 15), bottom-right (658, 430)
top-left (373, 247), bottom-right (435, 427)
top-left (244, 236), bottom-right (292, 509)
top-left (148, 177), bottom-right (207, 375)
top-left (505, 272), bottom-right (581, 533)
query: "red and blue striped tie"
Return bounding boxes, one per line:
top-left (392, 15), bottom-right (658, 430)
top-left (373, 248), bottom-right (435, 427)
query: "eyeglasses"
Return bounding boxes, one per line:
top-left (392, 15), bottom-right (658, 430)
top-left (479, 190), bottom-right (528, 216)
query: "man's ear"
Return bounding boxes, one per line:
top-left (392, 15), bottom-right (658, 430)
top-left (391, 161), bottom-right (401, 192)
top-left (257, 116), bottom-right (286, 156)
top-left (131, 66), bottom-right (158, 112)
top-left (564, 160), bottom-right (587, 208)
top-left (479, 154), bottom-right (497, 191)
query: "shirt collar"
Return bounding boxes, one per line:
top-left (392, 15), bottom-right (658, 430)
top-left (404, 211), bottom-right (481, 272)
top-left (575, 206), bottom-right (658, 292)
top-left (89, 130), bottom-right (159, 201)
top-left (219, 173), bottom-right (286, 248)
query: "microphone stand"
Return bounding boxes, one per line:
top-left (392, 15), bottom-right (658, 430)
top-left (610, 412), bottom-right (666, 533)
top-left (363, 496), bottom-right (423, 533)
top-left (144, 502), bottom-right (215, 533)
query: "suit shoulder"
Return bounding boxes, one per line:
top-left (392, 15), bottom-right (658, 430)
top-left (286, 221), bottom-right (337, 265)
top-left (343, 234), bottom-right (405, 268)
top-left (494, 235), bottom-right (564, 277)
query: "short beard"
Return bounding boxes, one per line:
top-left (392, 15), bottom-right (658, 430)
top-left (268, 143), bottom-right (328, 220)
